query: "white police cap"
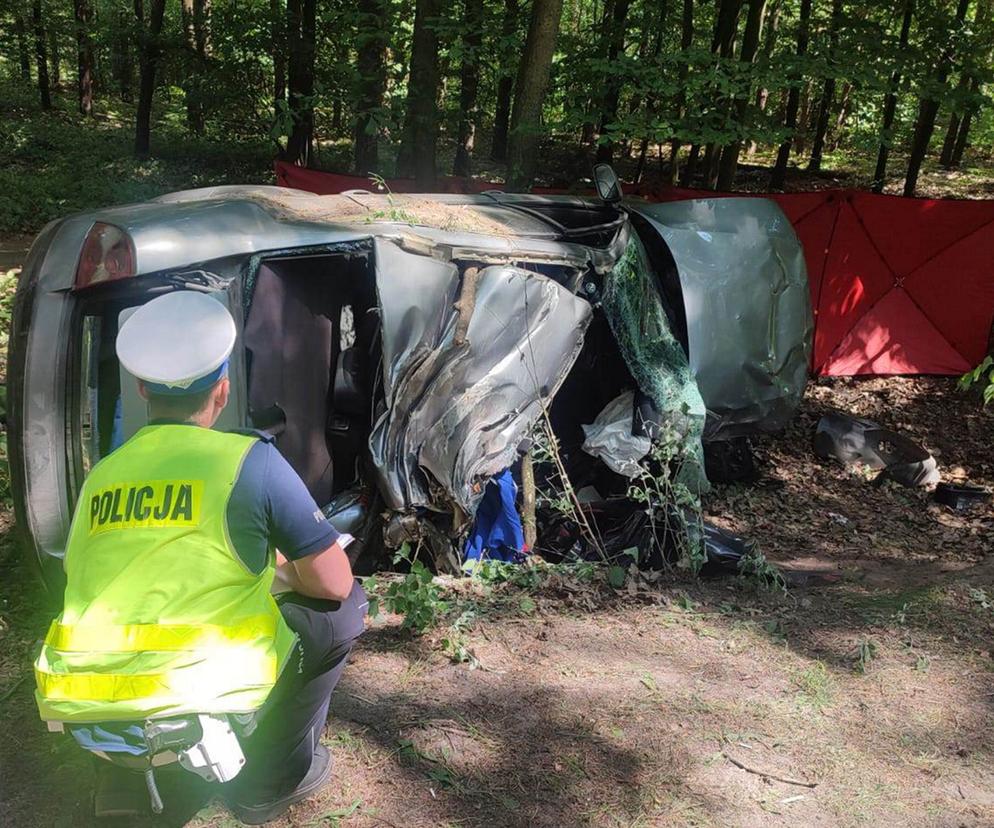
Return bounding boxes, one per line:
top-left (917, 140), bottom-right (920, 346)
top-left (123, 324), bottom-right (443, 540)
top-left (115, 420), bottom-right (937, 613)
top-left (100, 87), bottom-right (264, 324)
top-left (116, 291), bottom-right (237, 395)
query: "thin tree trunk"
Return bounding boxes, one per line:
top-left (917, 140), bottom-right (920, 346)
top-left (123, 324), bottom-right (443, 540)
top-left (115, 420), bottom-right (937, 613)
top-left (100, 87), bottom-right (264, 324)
top-left (828, 80), bottom-right (852, 149)
top-left (353, 0), bottom-right (389, 174)
top-left (16, 15), bottom-right (32, 80)
top-left (507, 0), bottom-right (565, 190)
top-left (32, 1), bottom-right (52, 109)
top-left (808, 0), bottom-right (843, 171)
top-left (938, 82), bottom-right (966, 168)
top-left (716, 0), bottom-right (768, 190)
top-left (48, 22), bottom-right (61, 90)
top-left (748, 0), bottom-right (780, 156)
top-left (704, 0), bottom-right (741, 189)
top-left (454, 0), bottom-right (484, 176)
top-left (941, 0), bottom-right (990, 168)
top-left (114, 12), bottom-right (133, 102)
top-left (951, 104), bottom-right (974, 167)
top-left (871, 0), bottom-right (913, 192)
top-left (950, 0), bottom-right (993, 167)
top-left (670, 0), bottom-right (694, 185)
top-left (680, 143), bottom-right (700, 186)
top-left (74, 0), bottom-right (94, 115)
top-left (180, 0), bottom-right (204, 134)
top-left (284, 0), bottom-right (317, 166)
top-left (271, 0), bottom-right (287, 110)
top-left (904, 0), bottom-right (970, 196)
top-left (594, 0), bottom-right (632, 165)
top-left (398, 0), bottom-right (442, 187)
top-left (769, 0), bottom-right (811, 189)
top-left (134, 0), bottom-right (166, 158)
top-left (491, 0), bottom-right (519, 162)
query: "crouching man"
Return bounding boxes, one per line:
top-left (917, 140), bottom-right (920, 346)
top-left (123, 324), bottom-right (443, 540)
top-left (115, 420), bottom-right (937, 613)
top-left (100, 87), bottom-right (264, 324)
top-left (33, 291), bottom-right (366, 824)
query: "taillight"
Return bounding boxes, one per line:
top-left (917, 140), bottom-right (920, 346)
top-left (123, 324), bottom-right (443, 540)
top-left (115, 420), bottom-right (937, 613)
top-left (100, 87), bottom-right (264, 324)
top-left (75, 223), bottom-right (135, 289)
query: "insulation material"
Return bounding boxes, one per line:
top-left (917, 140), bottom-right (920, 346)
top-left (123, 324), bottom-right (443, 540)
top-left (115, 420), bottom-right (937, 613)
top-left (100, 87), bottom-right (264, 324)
top-left (632, 198), bottom-right (812, 440)
top-left (370, 244), bottom-right (592, 514)
top-left (581, 390), bottom-right (651, 478)
top-left (600, 233), bottom-right (708, 490)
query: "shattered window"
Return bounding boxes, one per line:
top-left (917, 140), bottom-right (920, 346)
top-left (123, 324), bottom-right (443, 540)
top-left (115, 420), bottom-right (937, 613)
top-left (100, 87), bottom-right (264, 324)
top-left (600, 233), bottom-right (708, 491)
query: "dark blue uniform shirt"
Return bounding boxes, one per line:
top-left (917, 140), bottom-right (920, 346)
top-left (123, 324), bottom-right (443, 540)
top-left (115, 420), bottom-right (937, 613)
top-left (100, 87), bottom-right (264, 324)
top-left (226, 439), bottom-right (340, 574)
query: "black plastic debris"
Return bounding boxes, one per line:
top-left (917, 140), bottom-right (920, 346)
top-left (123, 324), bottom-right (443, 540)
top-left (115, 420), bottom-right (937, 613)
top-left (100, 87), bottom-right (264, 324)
top-left (700, 524), bottom-right (754, 577)
top-left (813, 411), bottom-right (940, 487)
top-left (704, 437), bottom-right (758, 484)
top-left (934, 482), bottom-right (992, 511)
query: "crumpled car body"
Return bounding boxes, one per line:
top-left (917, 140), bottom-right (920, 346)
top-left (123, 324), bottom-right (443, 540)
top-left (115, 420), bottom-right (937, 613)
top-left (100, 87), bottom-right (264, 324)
top-left (8, 185), bottom-right (811, 588)
top-left (629, 197), bottom-right (813, 441)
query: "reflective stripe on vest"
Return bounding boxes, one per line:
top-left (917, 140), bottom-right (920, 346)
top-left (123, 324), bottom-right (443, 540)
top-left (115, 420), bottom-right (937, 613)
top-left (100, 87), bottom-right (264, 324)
top-left (35, 425), bottom-right (297, 723)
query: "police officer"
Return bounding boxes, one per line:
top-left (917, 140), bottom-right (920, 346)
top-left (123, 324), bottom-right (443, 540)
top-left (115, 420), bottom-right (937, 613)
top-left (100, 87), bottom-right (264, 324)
top-left (34, 291), bottom-right (366, 824)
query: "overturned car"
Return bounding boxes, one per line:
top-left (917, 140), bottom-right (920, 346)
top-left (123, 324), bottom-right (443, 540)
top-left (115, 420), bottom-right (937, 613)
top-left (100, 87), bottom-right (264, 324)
top-left (8, 174), bottom-right (812, 590)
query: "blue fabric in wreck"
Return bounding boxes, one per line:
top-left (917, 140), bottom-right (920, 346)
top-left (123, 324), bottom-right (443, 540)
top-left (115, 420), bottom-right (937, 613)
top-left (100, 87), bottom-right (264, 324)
top-left (463, 469), bottom-right (526, 565)
top-left (70, 723), bottom-right (148, 756)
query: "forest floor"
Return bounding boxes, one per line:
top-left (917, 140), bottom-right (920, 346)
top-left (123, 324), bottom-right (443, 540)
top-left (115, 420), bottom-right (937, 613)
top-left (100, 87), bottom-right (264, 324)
top-left (1, 377), bottom-right (992, 828)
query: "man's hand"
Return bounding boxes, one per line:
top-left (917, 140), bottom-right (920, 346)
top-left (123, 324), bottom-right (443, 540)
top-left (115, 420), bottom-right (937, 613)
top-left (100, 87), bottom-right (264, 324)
top-left (279, 542), bottom-right (354, 602)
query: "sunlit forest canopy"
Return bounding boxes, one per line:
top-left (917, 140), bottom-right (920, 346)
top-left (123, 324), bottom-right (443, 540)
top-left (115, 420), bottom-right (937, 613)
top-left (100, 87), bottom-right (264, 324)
top-left (1, 0), bottom-right (993, 219)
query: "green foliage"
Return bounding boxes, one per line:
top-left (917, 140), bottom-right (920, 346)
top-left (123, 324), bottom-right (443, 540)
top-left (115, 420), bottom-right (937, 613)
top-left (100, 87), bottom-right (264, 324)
top-left (854, 638), bottom-right (878, 674)
top-left (958, 356), bottom-right (994, 406)
top-left (738, 549), bottom-right (788, 593)
top-left (363, 544), bottom-right (449, 633)
top-left (0, 81), bottom-right (274, 234)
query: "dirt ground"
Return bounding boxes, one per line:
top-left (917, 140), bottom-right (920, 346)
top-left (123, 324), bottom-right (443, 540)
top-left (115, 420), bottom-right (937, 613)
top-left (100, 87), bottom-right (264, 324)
top-left (0, 376), bottom-right (991, 828)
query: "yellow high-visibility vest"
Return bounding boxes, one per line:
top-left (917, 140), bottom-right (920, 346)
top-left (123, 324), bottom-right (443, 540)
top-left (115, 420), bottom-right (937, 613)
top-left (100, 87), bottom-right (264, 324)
top-left (34, 424), bottom-right (297, 723)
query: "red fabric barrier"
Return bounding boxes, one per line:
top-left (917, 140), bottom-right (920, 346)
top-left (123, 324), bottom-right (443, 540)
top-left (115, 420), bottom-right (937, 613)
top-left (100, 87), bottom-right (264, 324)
top-left (274, 162), bottom-right (994, 376)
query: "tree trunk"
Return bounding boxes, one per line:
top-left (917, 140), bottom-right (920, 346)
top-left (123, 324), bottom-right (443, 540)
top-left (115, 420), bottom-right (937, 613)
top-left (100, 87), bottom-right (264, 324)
top-left (507, 0), bottom-right (565, 190)
top-left (670, 0), bottom-right (694, 185)
top-left (32, 1), bottom-right (52, 109)
top-left (454, 0), bottom-right (484, 176)
top-left (113, 11), bottom-right (134, 102)
top-left (951, 103), bottom-right (974, 167)
top-left (807, 0), bottom-right (843, 171)
top-left (828, 80), bottom-right (852, 149)
top-left (594, 0), bottom-right (632, 165)
top-left (680, 143), bottom-right (700, 186)
top-left (748, 0), bottom-right (780, 156)
top-left (398, 0), bottom-right (442, 187)
top-left (284, 0), bottom-right (317, 166)
top-left (16, 15), bottom-right (32, 80)
top-left (871, 0), bottom-right (913, 192)
top-left (938, 82), bottom-right (966, 168)
top-left (716, 0), bottom-right (768, 190)
top-left (180, 0), bottom-right (205, 134)
top-left (704, 0), bottom-right (741, 189)
top-left (134, 0), bottom-right (166, 158)
top-left (353, 0), bottom-right (389, 174)
top-left (904, 0), bottom-right (970, 196)
top-left (271, 0), bottom-right (287, 110)
top-left (75, 0), bottom-right (94, 115)
top-left (941, 0), bottom-right (990, 169)
top-left (491, 0), bottom-right (519, 162)
top-left (769, 0), bottom-right (811, 189)
top-left (48, 22), bottom-right (61, 90)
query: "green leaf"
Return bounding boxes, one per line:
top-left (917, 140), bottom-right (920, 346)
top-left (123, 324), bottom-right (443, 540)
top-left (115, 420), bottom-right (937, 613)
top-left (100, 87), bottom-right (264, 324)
top-left (607, 565), bottom-right (626, 589)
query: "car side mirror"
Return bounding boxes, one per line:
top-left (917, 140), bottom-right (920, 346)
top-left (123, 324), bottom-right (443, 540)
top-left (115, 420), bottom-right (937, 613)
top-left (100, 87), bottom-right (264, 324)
top-left (593, 164), bottom-right (622, 203)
